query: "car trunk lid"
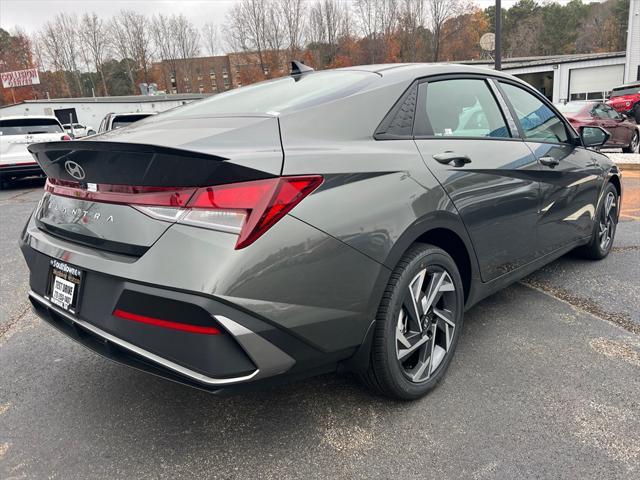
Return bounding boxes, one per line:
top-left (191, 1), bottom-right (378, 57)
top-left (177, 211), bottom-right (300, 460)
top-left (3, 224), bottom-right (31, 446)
top-left (29, 115), bottom-right (284, 256)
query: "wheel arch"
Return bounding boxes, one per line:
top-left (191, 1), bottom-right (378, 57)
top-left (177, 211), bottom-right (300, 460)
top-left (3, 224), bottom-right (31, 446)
top-left (382, 211), bottom-right (480, 306)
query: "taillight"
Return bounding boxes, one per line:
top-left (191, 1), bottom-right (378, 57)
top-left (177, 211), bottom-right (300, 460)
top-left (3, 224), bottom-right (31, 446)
top-left (47, 176), bottom-right (323, 249)
top-left (184, 176), bottom-right (323, 249)
top-left (61, 135), bottom-right (71, 141)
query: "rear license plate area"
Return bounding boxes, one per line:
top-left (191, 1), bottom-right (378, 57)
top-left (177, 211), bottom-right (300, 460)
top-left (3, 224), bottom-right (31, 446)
top-left (47, 259), bottom-right (83, 314)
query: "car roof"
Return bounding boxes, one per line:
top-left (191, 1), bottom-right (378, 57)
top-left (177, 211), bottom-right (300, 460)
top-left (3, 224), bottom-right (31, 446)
top-left (0, 115), bottom-right (61, 121)
top-left (338, 62), bottom-right (516, 78)
top-left (612, 82), bottom-right (640, 89)
top-left (112, 112), bottom-right (157, 117)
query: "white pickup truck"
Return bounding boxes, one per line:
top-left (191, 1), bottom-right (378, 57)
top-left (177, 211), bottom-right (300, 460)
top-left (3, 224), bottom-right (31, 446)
top-left (0, 115), bottom-right (70, 188)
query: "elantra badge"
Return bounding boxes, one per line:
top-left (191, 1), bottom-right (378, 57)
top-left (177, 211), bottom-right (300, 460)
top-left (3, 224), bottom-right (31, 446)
top-left (65, 161), bottom-right (86, 180)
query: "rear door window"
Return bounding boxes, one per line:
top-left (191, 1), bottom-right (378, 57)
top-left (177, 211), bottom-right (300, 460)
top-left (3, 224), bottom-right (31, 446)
top-left (499, 82), bottom-right (569, 144)
top-left (417, 78), bottom-right (510, 138)
top-left (0, 118), bottom-right (63, 135)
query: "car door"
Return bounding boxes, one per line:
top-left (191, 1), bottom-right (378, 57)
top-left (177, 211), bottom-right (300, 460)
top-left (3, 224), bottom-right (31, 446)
top-left (602, 104), bottom-right (633, 146)
top-left (592, 103), bottom-right (621, 145)
top-left (497, 81), bottom-right (603, 255)
top-left (413, 76), bottom-right (542, 282)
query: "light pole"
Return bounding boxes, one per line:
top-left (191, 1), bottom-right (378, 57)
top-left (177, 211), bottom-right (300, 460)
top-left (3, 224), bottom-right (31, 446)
top-left (495, 0), bottom-right (502, 71)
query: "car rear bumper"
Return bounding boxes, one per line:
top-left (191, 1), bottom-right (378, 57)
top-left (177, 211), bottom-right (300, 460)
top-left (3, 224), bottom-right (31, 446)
top-left (28, 289), bottom-right (298, 391)
top-left (0, 162), bottom-right (43, 179)
top-left (21, 236), bottom-right (366, 392)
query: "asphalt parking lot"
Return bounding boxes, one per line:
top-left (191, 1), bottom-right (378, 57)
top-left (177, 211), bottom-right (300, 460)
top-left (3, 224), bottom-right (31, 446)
top-left (1, 173), bottom-right (639, 479)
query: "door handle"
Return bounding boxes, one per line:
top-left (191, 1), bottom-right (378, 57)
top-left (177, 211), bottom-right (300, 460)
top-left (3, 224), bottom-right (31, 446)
top-left (539, 156), bottom-right (560, 168)
top-left (433, 152), bottom-right (472, 167)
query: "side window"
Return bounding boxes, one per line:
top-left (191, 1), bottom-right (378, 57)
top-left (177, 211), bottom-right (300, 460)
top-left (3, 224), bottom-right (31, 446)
top-left (500, 82), bottom-right (568, 143)
top-left (592, 104), bottom-right (608, 118)
top-left (603, 104), bottom-right (621, 119)
top-left (419, 79), bottom-right (510, 138)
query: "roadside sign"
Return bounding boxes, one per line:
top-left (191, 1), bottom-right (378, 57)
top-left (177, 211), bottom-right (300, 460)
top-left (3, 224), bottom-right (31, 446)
top-left (1, 68), bottom-right (41, 88)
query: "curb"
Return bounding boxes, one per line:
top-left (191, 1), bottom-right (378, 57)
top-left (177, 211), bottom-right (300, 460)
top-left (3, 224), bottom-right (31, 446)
top-left (617, 163), bottom-right (640, 171)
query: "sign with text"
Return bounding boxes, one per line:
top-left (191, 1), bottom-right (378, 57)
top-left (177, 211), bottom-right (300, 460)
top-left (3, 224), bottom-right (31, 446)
top-left (1, 68), bottom-right (40, 88)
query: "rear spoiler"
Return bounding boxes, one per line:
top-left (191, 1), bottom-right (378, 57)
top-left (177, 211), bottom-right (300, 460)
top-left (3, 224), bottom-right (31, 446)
top-left (28, 141), bottom-right (276, 187)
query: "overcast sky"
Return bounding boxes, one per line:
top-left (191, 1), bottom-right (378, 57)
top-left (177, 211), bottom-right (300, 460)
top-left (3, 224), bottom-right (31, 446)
top-left (1, 0), bottom-right (526, 35)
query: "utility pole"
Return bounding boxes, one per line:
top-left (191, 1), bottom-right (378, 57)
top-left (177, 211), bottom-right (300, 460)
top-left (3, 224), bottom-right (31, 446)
top-left (495, 0), bottom-right (502, 71)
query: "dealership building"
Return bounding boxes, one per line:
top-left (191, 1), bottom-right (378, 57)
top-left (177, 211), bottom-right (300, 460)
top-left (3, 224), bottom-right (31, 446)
top-left (470, 0), bottom-right (639, 103)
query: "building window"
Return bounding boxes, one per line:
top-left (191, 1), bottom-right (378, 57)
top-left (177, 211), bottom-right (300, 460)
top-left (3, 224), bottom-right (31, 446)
top-left (223, 78), bottom-right (230, 89)
top-left (171, 88), bottom-right (177, 94)
top-left (199, 85), bottom-right (204, 93)
top-left (586, 91), bottom-right (604, 100)
top-left (222, 67), bottom-right (228, 78)
top-left (570, 92), bottom-right (587, 101)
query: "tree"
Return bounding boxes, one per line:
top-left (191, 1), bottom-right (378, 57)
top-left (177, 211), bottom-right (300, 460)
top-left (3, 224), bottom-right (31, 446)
top-left (306, 0), bottom-right (348, 66)
top-left (202, 22), bottom-right (221, 56)
top-left (37, 15), bottom-right (85, 96)
top-left (0, 28), bottom-right (37, 104)
top-left (79, 13), bottom-right (111, 96)
top-left (439, 8), bottom-right (490, 61)
top-left (427, 0), bottom-right (467, 62)
top-left (397, 0), bottom-right (428, 62)
top-left (226, 0), bottom-right (269, 74)
top-left (354, 0), bottom-right (399, 63)
top-left (110, 13), bottom-right (137, 93)
top-left (278, 0), bottom-right (307, 61)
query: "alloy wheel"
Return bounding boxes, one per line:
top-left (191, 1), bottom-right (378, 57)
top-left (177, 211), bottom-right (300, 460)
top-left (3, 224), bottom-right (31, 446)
top-left (598, 191), bottom-right (617, 251)
top-left (631, 132), bottom-right (639, 153)
top-left (395, 267), bottom-right (458, 383)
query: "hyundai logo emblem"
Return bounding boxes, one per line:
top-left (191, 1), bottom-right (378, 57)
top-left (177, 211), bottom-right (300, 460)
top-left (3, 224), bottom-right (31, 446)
top-left (64, 161), bottom-right (86, 180)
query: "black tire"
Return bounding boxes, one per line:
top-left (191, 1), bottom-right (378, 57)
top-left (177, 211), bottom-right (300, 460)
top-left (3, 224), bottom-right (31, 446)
top-left (622, 129), bottom-right (639, 154)
top-left (361, 244), bottom-right (464, 400)
top-left (574, 183), bottom-right (619, 260)
top-left (634, 104), bottom-right (640, 124)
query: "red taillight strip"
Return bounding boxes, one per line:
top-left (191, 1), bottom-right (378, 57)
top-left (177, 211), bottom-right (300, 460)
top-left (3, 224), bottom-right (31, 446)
top-left (113, 309), bottom-right (221, 335)
top-left (46, 179), bottom-right (196, 207)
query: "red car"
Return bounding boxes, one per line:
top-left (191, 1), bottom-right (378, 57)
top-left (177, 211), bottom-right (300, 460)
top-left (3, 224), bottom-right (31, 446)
top-left (606, 82), bottom-right (640, 123)
top-left (556, 101), bottom-right (639, 153)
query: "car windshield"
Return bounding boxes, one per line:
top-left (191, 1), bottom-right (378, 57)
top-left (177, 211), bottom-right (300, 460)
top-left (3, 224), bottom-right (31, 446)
top-left (555, 102), bottom-right (589, 113)
top-left (112, 114), bottom-right (152, 129)
top-left (610, 86), bottom-right (640, 97)
top-left (0, 118), bottom-right (63, 135)
top-left (158, 71), bottom-right (377, 118)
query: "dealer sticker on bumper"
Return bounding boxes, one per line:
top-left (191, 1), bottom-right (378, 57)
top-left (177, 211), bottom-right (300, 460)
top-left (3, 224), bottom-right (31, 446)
top-left (48, 259), bottom-right (83, 313)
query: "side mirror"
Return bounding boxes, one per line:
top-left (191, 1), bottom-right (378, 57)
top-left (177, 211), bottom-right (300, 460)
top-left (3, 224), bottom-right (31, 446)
top-left (580, 126), bottom-right (610, 148)
top-left (86, 129), bottom-right (96, 136)
top-left (620, 113), bottom-right (627, 121)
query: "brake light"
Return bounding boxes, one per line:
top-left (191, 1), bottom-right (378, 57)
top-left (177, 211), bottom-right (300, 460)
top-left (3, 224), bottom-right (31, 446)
top-left (184, 176), bottom-right (323, 249)
top-left (61, 135), bottom-right (71, 141)
top-left (46, 176), bottom-right (323, 249)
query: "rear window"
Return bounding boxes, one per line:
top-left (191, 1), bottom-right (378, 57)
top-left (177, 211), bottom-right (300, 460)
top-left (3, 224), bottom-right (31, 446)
top-left (111, 114), bottom-right (153, 129)
top-left (158, 71), bottom-right (377, 117)
top-left (0, 118), bottom-right (63, 135)
top-left (610, 86), bottom-right (640, 97)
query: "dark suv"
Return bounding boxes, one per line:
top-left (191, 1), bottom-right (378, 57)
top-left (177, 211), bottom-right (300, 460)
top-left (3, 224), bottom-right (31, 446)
top-left (21, 64), bottom-right (621, 399)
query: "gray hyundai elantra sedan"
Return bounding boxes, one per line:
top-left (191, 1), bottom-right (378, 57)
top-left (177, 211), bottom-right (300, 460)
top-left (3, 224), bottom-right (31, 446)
top-left (20, 63), bottom-right (621, 399)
